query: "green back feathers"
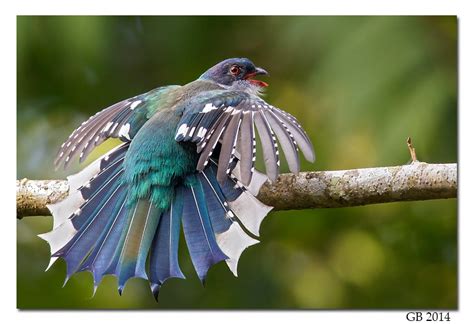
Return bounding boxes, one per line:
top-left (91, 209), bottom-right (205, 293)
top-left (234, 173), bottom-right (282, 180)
top-left (123, 108), bottom-right (198, 210)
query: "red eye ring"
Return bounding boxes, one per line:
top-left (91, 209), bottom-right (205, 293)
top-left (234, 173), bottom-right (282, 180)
top-left (230, 65), bottom-right (240, 75)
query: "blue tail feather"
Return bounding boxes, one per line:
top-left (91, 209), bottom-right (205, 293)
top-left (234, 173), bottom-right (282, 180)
top-left (149, 186), bottom-right (185, 297)
top-left (134, 204), bottom-right (162, 280)
top-left (181, 177), bottom-right (228, 282)
top-left (54, 183), bottom-right (126, 278)
top-left (103, 202), bottom-right (137, 278)
top-left (204, 162), bottom-right (243, 202)
top-left (53, 156), bottom-right (126, 263)
top-left (200, 167), bottom-right (228, 206)
top-left (106, 199), bottom-right (162, 293)
top-left (71, 166), bottom-right (125, 230)
top-left (78, 196), bottom-right (129, 286)
top-left (198, 172), bottom-right (233, 234)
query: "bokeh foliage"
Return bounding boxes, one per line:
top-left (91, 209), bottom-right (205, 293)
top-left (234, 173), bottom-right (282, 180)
top-left (17, 16), bottom-right (457, 309)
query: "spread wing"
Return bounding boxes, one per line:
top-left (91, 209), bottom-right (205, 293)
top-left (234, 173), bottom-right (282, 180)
top-left (175, 91), bottom-right (315, 185)
top-left (55, 86), bottom-right (180, 169)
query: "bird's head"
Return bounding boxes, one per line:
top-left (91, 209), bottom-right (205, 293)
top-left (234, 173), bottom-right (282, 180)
top-left (199, 58), bottom-right (269, 88)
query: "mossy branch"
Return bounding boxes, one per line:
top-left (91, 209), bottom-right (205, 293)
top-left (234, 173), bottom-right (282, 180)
top-left (16, 162), bottom-right (457, 218)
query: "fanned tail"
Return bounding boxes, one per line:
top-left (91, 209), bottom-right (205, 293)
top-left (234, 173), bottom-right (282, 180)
top-left (40, 145), bottom-right (272, 300)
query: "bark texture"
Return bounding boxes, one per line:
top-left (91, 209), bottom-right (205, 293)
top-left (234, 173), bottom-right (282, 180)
top-left (258, 162), bottom-right (457, 210)
top-left (16, 162), bottom-right (457, 218)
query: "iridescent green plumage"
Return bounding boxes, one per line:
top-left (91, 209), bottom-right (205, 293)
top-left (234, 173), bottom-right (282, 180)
top-left (123, 80), bottom-right (223, 208)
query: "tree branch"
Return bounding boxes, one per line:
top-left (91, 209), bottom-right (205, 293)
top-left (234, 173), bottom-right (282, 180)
top-left (17, 162), bottom-right (457, 218)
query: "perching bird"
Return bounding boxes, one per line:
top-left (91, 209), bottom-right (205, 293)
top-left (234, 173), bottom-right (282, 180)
top-left (39, 58), bottom-right (315, 300)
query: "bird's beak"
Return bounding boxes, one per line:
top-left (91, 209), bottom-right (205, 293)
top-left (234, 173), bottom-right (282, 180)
top-left (245, 67), bottom-right (269, 87)
top-left (255, 67), bottom-right (268, 76)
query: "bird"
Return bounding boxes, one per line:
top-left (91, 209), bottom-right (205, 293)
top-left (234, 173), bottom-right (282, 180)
top-left (39, 57), bottom-right (315, 301)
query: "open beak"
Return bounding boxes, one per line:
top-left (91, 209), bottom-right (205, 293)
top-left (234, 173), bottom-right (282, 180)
top-left (244, 67), bottom-right (269, 87)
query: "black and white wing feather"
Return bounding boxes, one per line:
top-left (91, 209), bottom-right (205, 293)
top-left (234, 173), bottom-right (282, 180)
top-left (55, 86), bottom-right (179, 169)
top-left (175, 91), bottom-right (315, 185)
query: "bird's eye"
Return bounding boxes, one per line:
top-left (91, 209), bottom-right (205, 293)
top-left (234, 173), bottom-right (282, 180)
top-left (230, 65), bottom-right (241, 76)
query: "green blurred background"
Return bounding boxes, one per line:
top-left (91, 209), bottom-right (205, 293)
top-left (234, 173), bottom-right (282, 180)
top-left (17, 16), bottom-right (457, 309)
